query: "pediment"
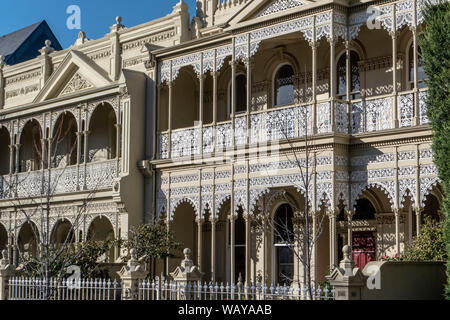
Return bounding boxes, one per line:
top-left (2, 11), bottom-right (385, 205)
top-left (33, 50), bottom-right (112, 103)
top-left (229, 0), bottom-right (310, 25)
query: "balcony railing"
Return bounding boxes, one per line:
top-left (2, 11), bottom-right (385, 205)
top-left (157, 89), bottom-right (429, 160)
top-left (0, 159), bottom-right (119, 200)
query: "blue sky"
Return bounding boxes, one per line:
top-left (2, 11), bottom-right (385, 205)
top-left (0, 0), bottom-right (197, 49)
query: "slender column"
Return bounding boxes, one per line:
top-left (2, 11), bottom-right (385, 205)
top-left (244, 214), bottom-right (251, 285)
top-left (8, 145), bottom-right (14, 175)
top-left (394, 208), bottom-right (400, 254)
top-left (212, 71), bottom-right (218, 125)
top-left (328, 211), bottom-right (337, 267)
top-left (83, 131), bottom-right (89, 190)
top-left (329, 37), bottom-right (336, 132)
top-left (412, 27), bottom-right (420, 125)
top-left (199, 54), bottom-right (205, 157)
top-left (229, 214), bottom-right (236, 285)
top-left (415, 206), bottom-right (423, 236)
top-left (347, 211), bottom-right (354, 248)
top-left (210, 216), bottom-right (217, 282)
top-left (231, 39), bottom-right (237, 121)
top-left (197, 217), bottom-right (203, 270)
top-left (391, 30), bottom-right (399, 128)
top-left (310, 41), bottom-right (318, 133)
top-left (345, 42), bottom-right (351, 101)
top-left (167, 80), bottom-right (173, 158)
top-left (76, 132), bottom-right (82, 165)
top-left (14, 144), bottom-right (21, 173)
top-left (311, 211), bottom-right (317, 283)
top-left (245, 58), bottom-right (252, 145)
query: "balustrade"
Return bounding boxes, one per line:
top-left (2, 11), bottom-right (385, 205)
top-left (158, 88), bottom-right (430, 159)
top-left (0, 159), bottom-right (119, 199)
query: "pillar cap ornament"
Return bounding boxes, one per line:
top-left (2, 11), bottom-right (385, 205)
top-left (39, 40), bottom-right (55, 55)
top-left (170, 248), bottom-right (204, 281)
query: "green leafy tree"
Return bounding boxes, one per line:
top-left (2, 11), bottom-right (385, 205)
top-left (19, 239), bottom-right (117, 279)
top-left (419, 0), bottom-right (450, 298)
top-left (122, 220), bottom-right (181, 278)
top-left (406, 217), bottom-right (447, 261)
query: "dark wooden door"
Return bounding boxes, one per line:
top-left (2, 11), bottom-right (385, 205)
top-left (352, 231), bottom-right (376, 269)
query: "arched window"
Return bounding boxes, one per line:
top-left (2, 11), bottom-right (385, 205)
top-left (409, 43), bottom-right (426, 89)
top-left (273, 203), bottom-right (294, 285)
top-left (228, 73), bottom-right (247, 116)
top-left (274, 64), bottom-right (295, 107)
top-left (354, 198), bottom-right (376, 220)
top-left (337, 51), bottom-right (360, 99)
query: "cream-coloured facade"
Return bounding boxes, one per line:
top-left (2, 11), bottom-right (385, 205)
top-left (0, 0), bottom-right (444, 285)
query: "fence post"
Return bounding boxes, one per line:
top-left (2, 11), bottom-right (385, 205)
top-left (170, 248), bottom-right (204, 300)
top-left (0, 249), bottom-right (16, 300)
top-left (117, 248), bottom-right (148, 300)
top-left (326, 245), bottom-right (367, 300)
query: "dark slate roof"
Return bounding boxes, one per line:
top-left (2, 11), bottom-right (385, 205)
top-left (0, 20), bottom-right (62, 65)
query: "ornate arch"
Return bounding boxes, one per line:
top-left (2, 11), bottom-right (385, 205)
top-left (85, 214), bottom-right (116, 239)
top-left (214, 194), bottom-right (231, 218)
top-left (17, 118), bottom-right (43, 143)
top-left (169, 197), bottom-right (199, 221)
top-left (50, 109), bottom-right (79, 135)
top-left (351, 181), bottom-right (395, 210)
top-left (86, 101), bottom-right (117, 130)
top-left (420, 177), bottom-right (441, 206)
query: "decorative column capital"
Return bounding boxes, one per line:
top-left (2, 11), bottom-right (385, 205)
top-left (393, 208), bottom-right (400, 216)
top-left (346, 210), bottom-right (355, 220)
top-left (243, 57), bottom-right (255, 69)
top-left (209, 216), bottom-right (218, 224)
top-left (327, 37), bottom-right (336, 46)
top-left (415, 206), bottom-right (424, 215)
top-left (309, 41), bottom-right (318, 49)
top-left (196, 217), bottom-right (204, 224)
top-left (229, 60), bottom-right (238, 69)
top-left (389, 30), bottom-right (398, 39)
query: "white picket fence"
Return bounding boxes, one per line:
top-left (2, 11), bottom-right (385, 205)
top-left (8, 276), bottom-right (335, 301)
top-left (138, 277), bottom-right (335, 301)
top-left (8, 277), bottom-right (122, 300)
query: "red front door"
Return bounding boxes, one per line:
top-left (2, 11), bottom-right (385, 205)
top-left (352, 231), bottom-right (376, 269)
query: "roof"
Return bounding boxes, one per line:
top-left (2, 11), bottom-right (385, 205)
top-left (0, 20), bottom-right (62, 65)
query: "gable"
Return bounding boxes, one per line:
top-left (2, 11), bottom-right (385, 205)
top-left (33, 50), bottom-right (111, 103)
top-left (228, 0), bottom-right (310, 25)
top-left (254, 0), bottom-right (307, 18)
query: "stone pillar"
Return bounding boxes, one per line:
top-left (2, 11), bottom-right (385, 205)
top-left (0, 249), bottom-right (16, 300)
top-left (117, 248), bottom-right (148, 300)
top-left (326, 246), bottom-right (366, 300)
top-left (170, 248), bottom-right (204, 300)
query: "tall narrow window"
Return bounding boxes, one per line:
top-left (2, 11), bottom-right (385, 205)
top-left (229, 74), bottom-right (247, 116)
top-left (228, 207), bottom-right (246, 283)
top-left (409, 43), bottom-right (426, 89)
top-left (274, 203), bottom-right (294, 285)
top-left (337, 51), bottom-right (360, 99)
top-left (274, 64), bottom-right (295, 107)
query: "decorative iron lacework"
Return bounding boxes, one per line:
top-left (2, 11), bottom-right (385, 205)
top-left (420, 164), bottom-right (438, 176)
top-left (419, 149), bottom-right (433, 159)
top-left (419, 90), bottom-right (429, 125)
top-left (351, 153), bottom-right (395, 166)
top-left (335, 102), bottom-right (348, 134)
top-left (398, 93), bottom-right (414, 127)
top-left (170, 173), bottom-right (199, 184)
top-left (351, 180), bottom-right (395, 208)
top-left (399, 166), bottom-right (416, 176)
top-left (420, 176), bottom-right (441, 205)
top-left (351, 97), bottom-right (393, 133)
top-left (399, 178), bottom-right (416, 208)
top-left (255, 0), bottom-right (305, 18)
top-left (317, 102), bottom-right (331, 134)
top-left (398, 150), bottom-right (416, 161)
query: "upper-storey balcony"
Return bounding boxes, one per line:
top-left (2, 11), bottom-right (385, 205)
top-left (0, 100), bottom-right (121, 200)
top-left (155, 0), bottom-right (431, 161)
